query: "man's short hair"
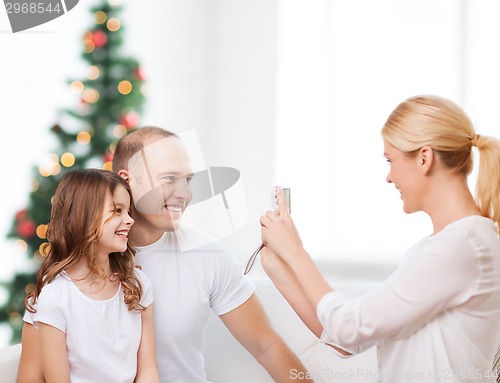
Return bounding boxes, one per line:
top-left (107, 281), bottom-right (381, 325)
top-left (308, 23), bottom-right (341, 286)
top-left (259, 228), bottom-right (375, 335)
top-left (112, 126), bottom-right (178, 173)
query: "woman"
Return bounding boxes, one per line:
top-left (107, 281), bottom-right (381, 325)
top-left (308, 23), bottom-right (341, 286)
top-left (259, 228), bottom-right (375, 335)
top-left (261, 95), bottom-right (500, 382)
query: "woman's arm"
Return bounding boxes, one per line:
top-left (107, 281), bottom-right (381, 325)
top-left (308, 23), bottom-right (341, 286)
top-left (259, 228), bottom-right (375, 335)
top-left (263, 189), bottom-right (482, 349)
top-left (135, 304), bottom-right (160, 383)
top-left (260, 246), bottom-right (323, 338)
top-left (261, 246), bottom-right (351, 356)
top-left (17, 322), bottom-right (45, 383)
top-left (38, 323), bottom-right (70, 383)
top-left (260, 189), bottom-right (334, 311)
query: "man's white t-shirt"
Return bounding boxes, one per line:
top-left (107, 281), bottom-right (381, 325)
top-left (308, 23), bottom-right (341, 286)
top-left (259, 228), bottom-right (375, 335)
top-left (317, 215), bottom-right (500, 382)
top-left (134, 226), bottom-right (255, 383)
top-left (25, 269), bottom-right (153, 383)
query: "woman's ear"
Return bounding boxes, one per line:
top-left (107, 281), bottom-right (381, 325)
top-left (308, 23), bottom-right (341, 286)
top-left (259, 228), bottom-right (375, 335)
top-left (418, 146), bottom-right (434, 175)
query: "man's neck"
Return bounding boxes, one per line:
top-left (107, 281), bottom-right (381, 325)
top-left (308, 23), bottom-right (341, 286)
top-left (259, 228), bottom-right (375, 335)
top-left (129, 223), bottom-right (165, 247)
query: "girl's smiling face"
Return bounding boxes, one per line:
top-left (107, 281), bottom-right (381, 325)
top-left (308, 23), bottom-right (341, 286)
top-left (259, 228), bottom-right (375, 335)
top-left (97, 184), bottom-right (134, 256)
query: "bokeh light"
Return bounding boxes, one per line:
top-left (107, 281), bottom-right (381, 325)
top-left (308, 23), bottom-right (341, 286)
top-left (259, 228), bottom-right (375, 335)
top-left (31, 179), bottom-right (39, 192)
top-left (107, 18), bottom-right (121, 32)
top-left (94, 11), bottom-right (107, 24)
top-left (70, 80), bottom-right (84, 94)
top-left (38, 153), bottom-right (59, 177)
top-left (117, 80), bottom-right (132, 95)
top-left (113, 124), bottom-right (127, 138)
top-left (87, 66), bottom-right (100, 80)
top-left (36, 224), bottom-right (48, 239)
top-left (39, 242), bottom-right (50, 257)
top-left (82, 88), bottom-right (100, 104)
top-left (77, 131), bottom-right (92, 145)
top-left (61, 152), bottom-right (76, 167)
top-left (14, 240), bottom-right (27, 253)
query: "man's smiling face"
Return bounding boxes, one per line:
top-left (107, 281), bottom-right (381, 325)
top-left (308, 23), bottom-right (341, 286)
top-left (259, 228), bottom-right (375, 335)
top-left (128, 135), bottom-right (194, 233)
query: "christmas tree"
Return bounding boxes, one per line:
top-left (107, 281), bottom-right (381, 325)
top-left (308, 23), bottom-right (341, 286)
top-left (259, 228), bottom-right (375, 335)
top-left (0, 0), bottom-right (146, 343)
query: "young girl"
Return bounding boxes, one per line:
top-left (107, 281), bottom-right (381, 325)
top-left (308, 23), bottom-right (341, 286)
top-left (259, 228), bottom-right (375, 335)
top-left (22, 169), bottom-right (159, 383)
top-left (260, 95), bottom-right (500, 382)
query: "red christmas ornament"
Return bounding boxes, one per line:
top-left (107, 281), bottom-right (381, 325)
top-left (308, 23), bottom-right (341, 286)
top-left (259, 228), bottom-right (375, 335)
top-left (103, 151), bottom-right (114, 163)
top-left (118, 111), bottom-right (140, 129)
top-left (93, 30), bottom-right (108, 48)
top-left (134, 67), bottom-right (145, 81)
top-left (17, 220), bottom-right (36, 238)
top-left (15, 210), bottom-right (28, 221)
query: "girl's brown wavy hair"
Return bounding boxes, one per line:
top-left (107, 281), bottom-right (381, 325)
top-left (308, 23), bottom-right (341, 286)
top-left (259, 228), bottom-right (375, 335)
top-left (26, 169), bottom-right (145, 313)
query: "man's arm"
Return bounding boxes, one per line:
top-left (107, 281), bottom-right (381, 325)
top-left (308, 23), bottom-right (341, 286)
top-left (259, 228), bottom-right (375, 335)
top-left (220, 293), bottom-right (313, 382)
top-left (17, 322), bottom-right (45, 383)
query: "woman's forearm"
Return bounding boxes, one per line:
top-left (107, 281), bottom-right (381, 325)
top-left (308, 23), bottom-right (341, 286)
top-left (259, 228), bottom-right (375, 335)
top-left (261, 247), bottom-right (324, 338)
top-left (287, 248), bottom-right (334, 310)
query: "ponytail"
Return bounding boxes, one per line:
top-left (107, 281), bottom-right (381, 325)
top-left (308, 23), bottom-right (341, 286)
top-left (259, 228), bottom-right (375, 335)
top-left (474, 135), bottom-right (500, 232)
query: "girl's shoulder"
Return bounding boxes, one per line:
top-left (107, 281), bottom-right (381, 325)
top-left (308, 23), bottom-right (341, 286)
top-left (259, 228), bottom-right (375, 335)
top-left (133, 267), bottom-right (152, 288)
top-left (37, 272), bottom-right (73, 309)
top-left (40, 272), bottom-right (71, 293)
top-left (133, 267), bottom-right (148, 280)
top-left (132, 268), bottom-right (154, 307)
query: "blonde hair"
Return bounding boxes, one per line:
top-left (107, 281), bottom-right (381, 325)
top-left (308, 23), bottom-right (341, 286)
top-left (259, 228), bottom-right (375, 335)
top-left (382, 95), bottom-right (500, 231)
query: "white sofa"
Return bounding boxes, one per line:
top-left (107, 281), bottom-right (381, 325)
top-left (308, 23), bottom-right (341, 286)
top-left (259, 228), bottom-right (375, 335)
top-left (0, 280), bottom-right (378, 383)
top-left (0, 343), bottom-right (21, 383)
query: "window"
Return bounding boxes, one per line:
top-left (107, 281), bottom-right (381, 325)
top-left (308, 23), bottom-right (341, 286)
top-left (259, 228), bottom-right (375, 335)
top-left (275, 0), bottom-right (500, 263)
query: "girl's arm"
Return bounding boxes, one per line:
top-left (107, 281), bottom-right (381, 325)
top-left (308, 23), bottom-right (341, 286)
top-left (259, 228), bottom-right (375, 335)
top-left (38, 323), bottom-right (70, 383)
top-left (135, 304), bottom-right (160, 383)
top-left (17, 322), bottom-right (45, 383)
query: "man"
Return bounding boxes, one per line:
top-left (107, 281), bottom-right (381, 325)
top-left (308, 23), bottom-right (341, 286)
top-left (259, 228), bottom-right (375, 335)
top-left (17, 126), bottom-right (311, 382)
top-left (18, 126), bottom-right (311, 382)
top-left (110, 126), bottom-right (311, 382)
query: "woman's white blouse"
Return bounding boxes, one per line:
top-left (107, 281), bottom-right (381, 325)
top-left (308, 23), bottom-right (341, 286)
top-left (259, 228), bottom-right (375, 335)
top-left (317, 216), bottom-right (500, 382)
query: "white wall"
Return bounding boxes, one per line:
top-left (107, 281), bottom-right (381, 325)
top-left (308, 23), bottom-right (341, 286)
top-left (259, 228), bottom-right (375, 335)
top-left (0, 0), bottom-right (280, 345)
top-left (274, 0), bottom-right (500, 266)
top-left (123, 0), bottom-right (280, 266)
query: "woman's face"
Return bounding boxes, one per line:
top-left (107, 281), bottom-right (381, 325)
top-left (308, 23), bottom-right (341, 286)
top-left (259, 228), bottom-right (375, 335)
top-left (384, 140), bottom-right (426, 214)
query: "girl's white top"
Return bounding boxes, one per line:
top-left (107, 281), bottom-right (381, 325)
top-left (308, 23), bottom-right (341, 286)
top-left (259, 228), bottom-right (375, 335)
top-left (318, 215), bottom-right (500, 383)
top-left (26, 269), bottom-right (153, 383)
